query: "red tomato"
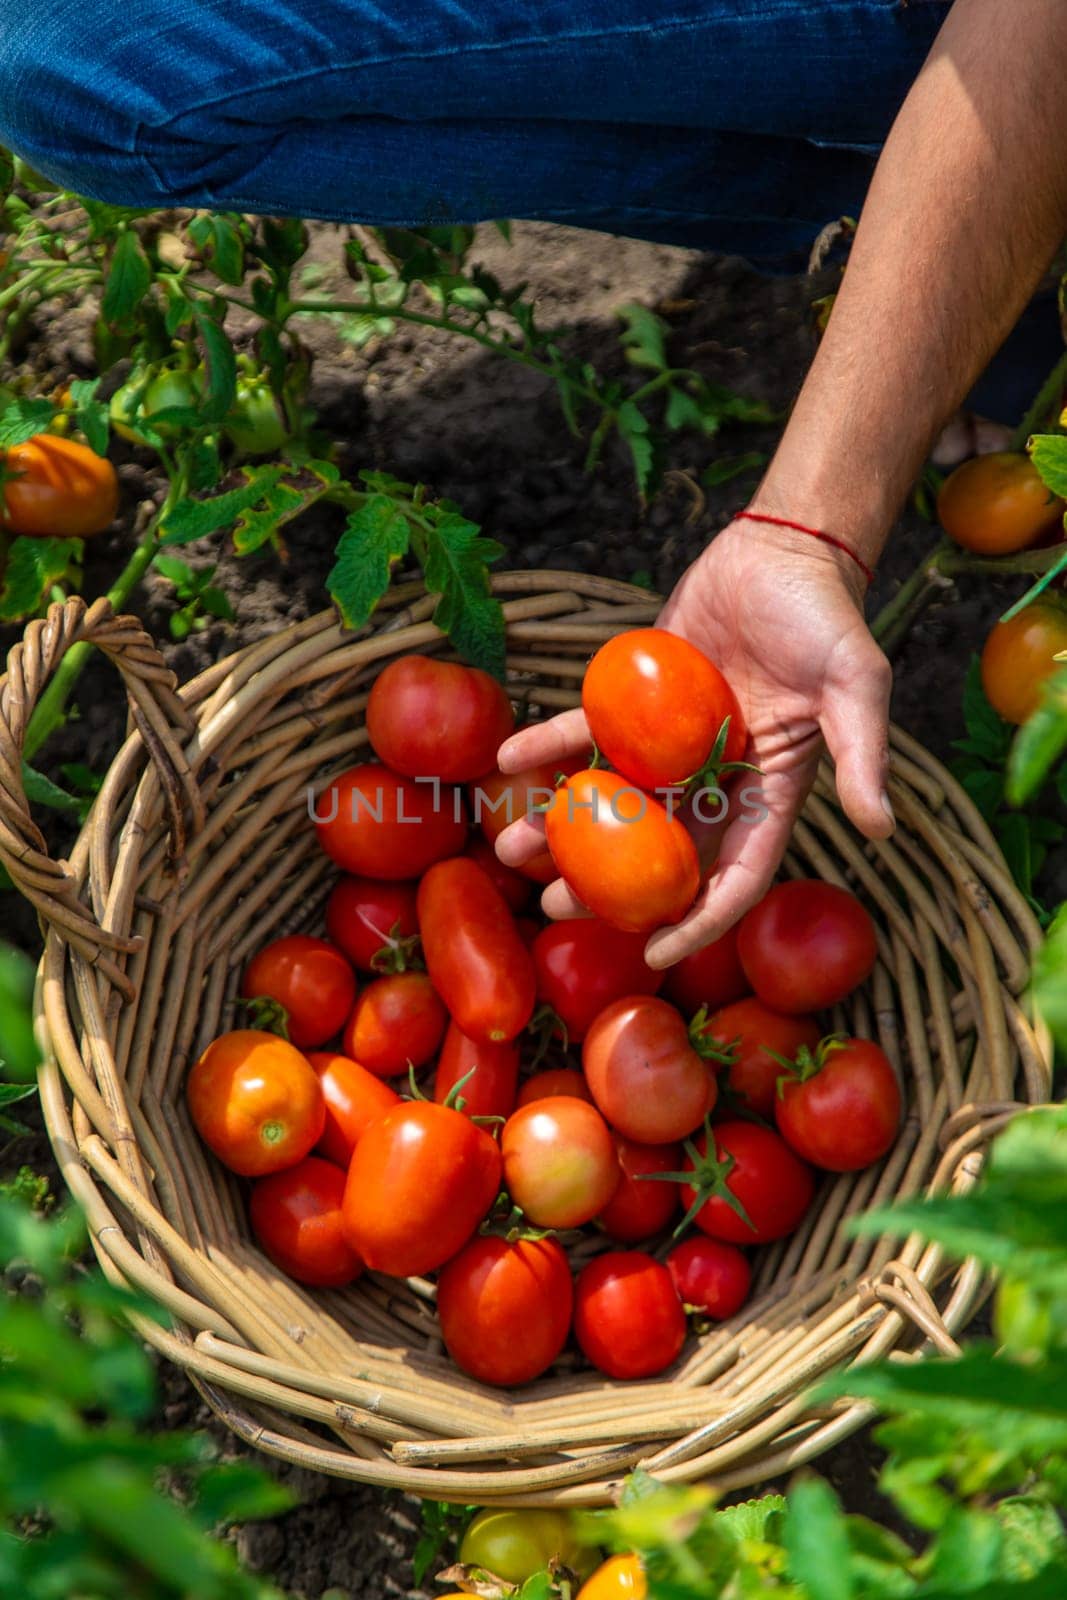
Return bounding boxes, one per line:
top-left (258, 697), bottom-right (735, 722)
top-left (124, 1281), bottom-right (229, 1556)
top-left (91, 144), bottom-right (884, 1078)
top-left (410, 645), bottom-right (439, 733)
top-left (342, 1102), bottom-right (502, 1276)
top-left (187, 1030), bottom-right (325, 1177)
top-left (367, 656), bottom-right (515, 783)
top-left (315, 763), bottom-right (467, 880)
top-left (501, 1097), bottom-right (620, 1228)
top-left (516, 1068), bottom-right (594, 1108)
top-left (240, 936), bottom-right (356, 1049)
top-left (981, 598), bottom-right (1067, 725)
top-left (544, 771), bottom-right (699, 934)
top-left (473, 763), bottom-right (568, 885)
top-left (306, 1051), bottom-right (400, 1165)
top-left (698, 998), bottom-right (820, 1118)
top-left (418, 858), bottom-right (536, 1042)
top-left (533, 919), bottom-right (662, 1044)
top-left (573, 1251), bottom-right (686, 1380)
top-left (2, 434), bottom-right (119, 537)
top-left (467, 833), bottom-right (532, 912)
top-left (775, 1036), bottom-right (902, 1172)
top-left (937, 451), bottom-right (1064, 556)
top-left (515, 916), bottom-right (542, 947)
top-left (582, 997), bottom-right (717, 1144)
top-left (667, 1237), bottom-right (751, 1321)
top-left (434, 1019), bottom-right (519, 1119)
top-left (737, 880), bottom-right (877, 1013)
top-left (582, 628), bottom-right (747, 789)
top-left (324, 878), bottom-right (419, 972)
top-left (437, 1235), bottom-right (573, 1386)
top-left (249, 1156), bottom-right (363, 1288)
top-left (596, 1135), bottom-right (681, 1243)
top-left (342, 972), bottom-right (447, 1077)
top-left (661, 925), bottom-right (749, 1016)
top-left (680, 1121), bottom-right (815, 1245)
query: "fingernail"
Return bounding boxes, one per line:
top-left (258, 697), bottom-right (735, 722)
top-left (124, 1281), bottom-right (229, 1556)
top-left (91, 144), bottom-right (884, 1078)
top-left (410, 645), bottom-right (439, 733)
top-left (881, 789), bottom-right (896, 828)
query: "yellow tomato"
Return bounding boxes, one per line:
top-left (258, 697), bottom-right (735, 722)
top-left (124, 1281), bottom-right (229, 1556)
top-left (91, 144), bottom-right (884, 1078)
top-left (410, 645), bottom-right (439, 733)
top-left (578, 1553), bottom-right (648, 1600)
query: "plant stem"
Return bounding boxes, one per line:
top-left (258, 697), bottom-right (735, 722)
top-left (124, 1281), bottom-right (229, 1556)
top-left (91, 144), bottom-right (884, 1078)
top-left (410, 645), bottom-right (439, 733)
top-left (1010, 346), bottom-right (1067, 452)
top-left (871, 535), bottom-right (1067, 655)
top-left (870, 538), bottom-right (951, 646)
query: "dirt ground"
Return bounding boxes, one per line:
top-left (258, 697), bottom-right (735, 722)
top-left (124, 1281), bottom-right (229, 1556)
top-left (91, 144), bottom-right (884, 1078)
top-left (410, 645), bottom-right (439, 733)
top-left (0, 218), bottom-right (1037, 1598)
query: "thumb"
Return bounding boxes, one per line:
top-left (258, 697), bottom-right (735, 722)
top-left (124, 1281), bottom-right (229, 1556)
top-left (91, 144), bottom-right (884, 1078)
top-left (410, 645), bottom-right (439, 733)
top-left (819, 633), bottom-right (895, 840)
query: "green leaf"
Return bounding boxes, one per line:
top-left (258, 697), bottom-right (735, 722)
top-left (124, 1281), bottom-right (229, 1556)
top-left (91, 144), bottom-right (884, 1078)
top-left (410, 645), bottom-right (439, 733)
top-left (101, 228), bottom-right (152, 326)
top-left (701, 451), bottom-right (769, 488)
top-left (616, 399), bottom-right (656, 499)
top-left (421, 511), bottom-right (507, 677)
top-left (715, 1495), bottom-right (787, 1545)
top-left (1029, 433), bottom-right (1067, 501)
top-left (206, 216), bottom-right (246, 286)
top-left (21, 762), bottom-right (87, 819)
top-left (1033, 904), bottom-right (1067, 1053)
top-left (67, 378), bottom-right (109, 456)
top-left (159, 466), bottom-right (286, 545)
top-left (959, 656), bottom-right (1011, 758)
top-left (1006, 665), bottom-right (1067, 806)
top-left (784, 1478), bottom-right (854, 1600)
top-left (664, 388), bottom-right (708, 433)
top-left (195, 312), bottom-right (237, 422)
top-left (0, 396), bottom-right (56, 447)
top-left (994, 1498), bottom-right (1067, 1581)
top-left (153, 553), bottom-right (196, 591)
top-left (328, 495), bottom-right (411, 631)
top-left (617, 303), bottom-right (668, 371)
top-left (0, 536), bottom-right (81, 621)
top-left (924, 1509), bottom-right (1003, 1590)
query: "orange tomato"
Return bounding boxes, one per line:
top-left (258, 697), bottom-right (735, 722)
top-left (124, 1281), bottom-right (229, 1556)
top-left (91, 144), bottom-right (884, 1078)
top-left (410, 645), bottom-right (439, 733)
top-left (2, 434), bottom-right (119, 537)
top-left (981, 597), bottom-right (1067, 724)
top-left (578, 1554), bottom-right (648, 1600)
top-left (187, 1030), bottom-right (325, 1176)
top-left (937, 452), bottom-right (1064, 555)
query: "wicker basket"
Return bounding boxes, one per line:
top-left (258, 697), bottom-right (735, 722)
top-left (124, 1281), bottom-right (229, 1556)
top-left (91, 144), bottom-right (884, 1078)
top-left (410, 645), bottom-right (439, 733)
top-left (0, 575), bottom-right (1053, 1508)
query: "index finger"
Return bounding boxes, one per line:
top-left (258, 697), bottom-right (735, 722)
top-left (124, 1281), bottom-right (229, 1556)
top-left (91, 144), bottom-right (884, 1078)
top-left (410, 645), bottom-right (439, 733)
top-left (497, 708), bottom-right (592, 774)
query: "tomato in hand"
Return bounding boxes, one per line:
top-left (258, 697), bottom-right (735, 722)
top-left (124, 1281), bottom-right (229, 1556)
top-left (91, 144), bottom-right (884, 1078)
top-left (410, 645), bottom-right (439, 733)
top-left (367, 655), bottom-right (515, 783)
top-left (578, 1555), bottom-right (647, 1600)
top-left (533, 919), bottom-right (661, 1043)
top-left (596, 1134), bottom-right (681, 1243)
top-left (662, 925), bottom-right (749, 1016)
top-left (937, 451), bottom-right (1064, 555)
top-left (437, 1234), bottom-right (573, 1386)
top-left (544, 770), bottom-right (699, 934)
top-left (737, 880), bottom-right (877, 1013)
top-left (501, 1097), bottom-right (620, 1228)
top-left (434, 1020), bottom-right (519, 1119)
top-left (306, 1051), bottom-right (399, 1165)
top-left (680, 1121), bottom-right (815, 1245)
top-left (459, 1510), bottom-right (588, 1586)
top-left (582, 996), bottom-right (717, 1144)
top-left (418, 858), bottom-right (536, 1042)
top-left (516, 1068), bottom-right (593, 1107)
top-left (342, 972), bottom-right (446, 1077)
top-left (667, 1236), bottom-right (751, 1322)
top-left (342, 1101), bottom-right (501, 1276)
top-left (315, 763), bottom-right (466, 880)
top-left (324, 877), bottom-right (419, 972)
top-left (2, 434), bottom-right (119, 537)
top-left (981, 597), bottom-right (1067, 724)
top-left (466, 833), bottom-right (532, 911)
top-left (573, 1251), bottom-right (686, 1380)
top-left (249, 1156), bottom-right (363, 1288)
top-left (582, 627), bottom-right (747, 789)
top-left (697, 997), bottom-right (820, 1118)
top-left (187, 1030), bottom-right (325, 1177)
top-left (775, 1036), bottom-right (901, 1171)
top-left (241, 935), bottom-right (356, 1049)
top-left (474, 762), bottom-right (574, 885)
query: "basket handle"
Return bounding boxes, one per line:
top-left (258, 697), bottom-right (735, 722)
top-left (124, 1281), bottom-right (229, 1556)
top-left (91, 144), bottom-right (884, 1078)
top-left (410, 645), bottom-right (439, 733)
top-left (0, 596), bottom-right (201, 995)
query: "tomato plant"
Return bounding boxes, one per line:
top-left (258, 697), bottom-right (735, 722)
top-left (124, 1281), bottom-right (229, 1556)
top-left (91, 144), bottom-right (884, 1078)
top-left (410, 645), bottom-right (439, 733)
top-left (697, 997), bottom-right (820, 1118)
top-left (573, 1251), bottom-right (686, 1379)
top-left (186, 1029), bottom-right (326, 1176)
top-left (501, 1097), bottom-right (620, 1228)
top-left (516, 1067), bottom-right (593, 1107)
top-left (436, 1235), bottom-right (573, 1386)
top-left (737, 879), bottom-right (877, 1013)
top-left (324, 876), bottom-right (420, 972)
top-left (938, 451), bottom-right (1064, 555)
top-left (667, 1236), bottom-right (751, 1321)
top-left (306, 1050), bottom-right (399, 1165)
top-left (582, 996), bottom-right (718, 1143)
top-left (678, 1120), bottom-right (815, 1245)
top-left (240, 934), bottom-right (356, 1049)
top-left (249, 1156), bottom-right (363, 1287)
top-left (661, 924), bottom-right (750, 1017)
top-left (433, 1020), bottom-right (519, 1119)
top-left (532, 918), bottom-right (661, 1043)
top-left (544, 770), bottom-right (700, 933)
top-left (1, 434), bottom-right (118, 537)
top-left (459, 1509), bottom-right (588, 1585)
top-left (342, 972), bottom-right (447, 1076)
top-left (596, 1134), bottom-right (681, 1243)
top-left (417, 857), bottom-right (536, 1042)
top-left (775, 1036), bottom-right (901, 1171)
top-left (315, 763), bottom-right (467, 879)
top-left (981, 597), bottom-right (1067, 725)
top-left (367, 655), bottom-right (515, 783)
top-left (582, 627), bottom-right (747, 788)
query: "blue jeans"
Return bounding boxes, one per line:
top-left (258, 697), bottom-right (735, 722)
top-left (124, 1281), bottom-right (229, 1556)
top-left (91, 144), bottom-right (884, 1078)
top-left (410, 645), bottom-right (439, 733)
top-left (0, 0), bottom-right (951, 266)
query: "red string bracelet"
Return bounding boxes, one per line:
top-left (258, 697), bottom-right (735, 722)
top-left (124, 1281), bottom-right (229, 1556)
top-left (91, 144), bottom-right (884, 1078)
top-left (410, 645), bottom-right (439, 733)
top-left (735, 508), bottom-right (875, 586)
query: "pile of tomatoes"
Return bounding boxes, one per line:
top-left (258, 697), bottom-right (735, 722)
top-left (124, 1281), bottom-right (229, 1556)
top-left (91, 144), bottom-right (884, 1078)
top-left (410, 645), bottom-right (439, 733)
top-left (187, 631), bottom-right (902, 1390)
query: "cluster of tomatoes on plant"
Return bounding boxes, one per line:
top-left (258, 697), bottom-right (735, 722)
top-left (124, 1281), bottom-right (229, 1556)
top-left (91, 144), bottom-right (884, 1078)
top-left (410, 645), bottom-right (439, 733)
top-left (187, 628), bottom-right (902, 1389)
top-left (441, 1507), bottom-right (643, 1599)
top-left (938, 449), bottom-right (1067, 725)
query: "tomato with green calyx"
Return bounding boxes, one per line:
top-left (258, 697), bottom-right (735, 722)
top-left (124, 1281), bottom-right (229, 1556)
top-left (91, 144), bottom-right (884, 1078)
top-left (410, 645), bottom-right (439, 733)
top-left (596, 1134), bottom-right (681, 1242)
top-left (501, 1096), bottom-right (619, 1229)
top-left (662, 924), bottom-right (749, 1016)
top-left (110, 367), bottom-right (204, 443)
top-left (434, 1019), bottom-right (519, 1119)
top-left (532, 918), bottom-right (661, 1043)
top-left (582, 996), bottom-right (718, 1144)
top-left (249, 1156), bottom-right (363, 1288)
top-left (306, 1051), bottom-right (399, 1165)
top-left (981, 597), bottom-right (1067, 725)
top-left (696, 997), bottom-right (820, 1118)
top-left (678, 1120), bottom-right (815, 1244)
top-left (516, 1067), bottom-right (593, 1108)
top-left (241, 935), bottom-right (356, 1050)
top-left (544, 770), bottom-right (700, 934)
top-left (315, 763), bottom-right (467, 880)
top-left (437, 1234), bottom-right (573, 1386)
top-left (367, 655), bottom-right (515, 784)
top-left (324, 877), bottom-right (420, 972)
top-left (224, 378), bottom-right (288, 455)
top-left (342, 1100), bottom-right (501, 1276)
top-left (342, 972), bottom-right (447, 1077)
top-left (737, 880), bottom-right (877, 1014)
top-left (574, 1250), bottom-right (686, 1380)
top-left (582, 627), bottom-right (747, 789)
top-left (775, 1036), bottom-right (901, 1172)
top-left (938, 451), bottom-right (1064, 555)
top-left (187, 1030), bottom-right (325, 1177)
top-left (578, 1554), bottom-right (647, 1600)
top-left (459, 1509), bottom-right (590, 1585)
top-left (2, 434), bottom-right (118, 538)
top-left (667, 1236), bottom-right (751, 1322)
top-left (418, 857), bottom-right (536, 1042)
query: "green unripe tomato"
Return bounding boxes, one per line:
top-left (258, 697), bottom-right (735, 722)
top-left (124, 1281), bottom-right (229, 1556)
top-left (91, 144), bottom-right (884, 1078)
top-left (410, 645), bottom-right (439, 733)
top-left (0, 945), bottom-right (40, 1083)
top-left (223, 379), bottom-right (287, 456)
top-left (110, 367), bottom-right (203, 444)
top-left (459, 1509), bottom-right (594, 1584)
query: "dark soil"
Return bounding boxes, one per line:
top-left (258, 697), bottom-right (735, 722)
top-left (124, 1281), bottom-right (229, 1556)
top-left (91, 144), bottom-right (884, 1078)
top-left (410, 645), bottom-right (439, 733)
top-left (0, 219), bottom-right (1040, 1598)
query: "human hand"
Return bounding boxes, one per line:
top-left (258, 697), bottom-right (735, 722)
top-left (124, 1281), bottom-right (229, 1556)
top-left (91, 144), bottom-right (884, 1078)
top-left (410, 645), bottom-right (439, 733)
top-left (495, 519), bottom-right (895, 967)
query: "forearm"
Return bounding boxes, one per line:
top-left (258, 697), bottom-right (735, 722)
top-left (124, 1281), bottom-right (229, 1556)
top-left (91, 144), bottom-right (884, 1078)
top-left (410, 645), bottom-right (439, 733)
top-left (754, 0), bottom-right (1067, 568)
